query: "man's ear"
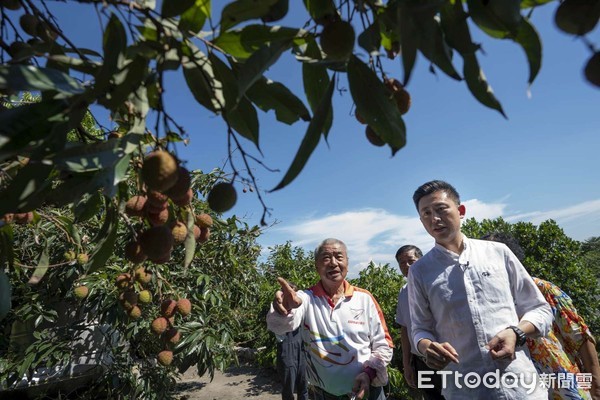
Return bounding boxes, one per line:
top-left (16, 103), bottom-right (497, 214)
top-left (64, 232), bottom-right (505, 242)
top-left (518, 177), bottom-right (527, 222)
top-left (458, 204), bottom-right (466, 218)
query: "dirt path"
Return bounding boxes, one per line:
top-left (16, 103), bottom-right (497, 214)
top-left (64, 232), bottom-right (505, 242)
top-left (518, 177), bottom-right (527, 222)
top-left (176, 363), bottom-right (282, 400)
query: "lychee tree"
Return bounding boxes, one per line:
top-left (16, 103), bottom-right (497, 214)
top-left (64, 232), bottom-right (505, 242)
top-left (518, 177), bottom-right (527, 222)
top-left (0, 164), bottom-right (265, 399)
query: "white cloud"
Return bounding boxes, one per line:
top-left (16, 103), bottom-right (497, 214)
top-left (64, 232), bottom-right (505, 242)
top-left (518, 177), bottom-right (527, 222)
top-left (259, 198), bottom-right (600, 278)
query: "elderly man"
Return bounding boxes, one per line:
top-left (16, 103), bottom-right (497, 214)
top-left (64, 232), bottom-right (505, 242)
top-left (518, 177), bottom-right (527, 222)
top-left (266, 238), bottom-right (394, 400)
top-left (408, 180), bottom-right (553, 399)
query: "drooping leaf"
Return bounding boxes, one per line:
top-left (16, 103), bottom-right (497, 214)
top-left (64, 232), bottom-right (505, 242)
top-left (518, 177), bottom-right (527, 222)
top-left (94, 14), bottom-right (127, 95)
top-left (182, 41), bottom-right (223, 112)
top-left (236, 39), bottom-right (293, 102)
top-left (466, 0), bottom-right (523, 39)
top-left (223, 97), bottom-right (259, 147)
top-left (0, 268), bottom-right (12, 321)
top-left (463, 53), bottom-right (506, 118)
top-left (271, 74), bottom-right (335, 192)
top-left (28, 246), bottom-right (49, 285)
top-left (46, 54), bottom-right (101, 75)
top-left (213, 25), bottom-right (309, 60)
top-left (183, 209), bottom-right (196, 269)
top-left (0, 65), bottom-right (84, 94)
top-left (220, 0), bottom-right (278, 32)
top-left (417, 16), bottom-right (461, 81)
top-left (358, 21), bottom-right (381, 55)
top-left (208, 52), bottom-right (239, 111)
top-left (162, 0), bottom-right (196, 18)
top-left (102, 56), bottom-right (150, 109)
top-left (347, 55), bottom-right (406, 153)
top-left (440, 0), bottom-right (479, 55)
top-left (302, 40), bottom-right (332, 136)
top-left (86, 199), bottom-right (118, 274)
top-left (400, 8), bottom-right (418, 85)
top-left (179, 0), bottom-right (210, 35)
top-left (514, 17), bottom-right (542, 86)
top-left (246, 77), bottom-right (311, 124)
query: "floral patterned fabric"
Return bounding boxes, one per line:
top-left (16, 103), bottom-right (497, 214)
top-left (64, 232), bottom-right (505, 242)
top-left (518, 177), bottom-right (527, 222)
top-left (526, 278), bottom-right (596, 400)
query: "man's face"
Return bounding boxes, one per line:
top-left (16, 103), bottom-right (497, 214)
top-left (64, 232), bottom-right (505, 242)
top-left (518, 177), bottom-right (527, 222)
top-left (316, 243), bottom-right (348, 286)
top-left (396, 249), bottom-right (419, 278)
top-left (418, 190), bottom-right (465, 248)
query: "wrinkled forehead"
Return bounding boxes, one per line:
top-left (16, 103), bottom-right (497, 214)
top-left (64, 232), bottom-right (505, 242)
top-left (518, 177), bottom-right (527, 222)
top-left (317, 244), bottom-right (347, 258)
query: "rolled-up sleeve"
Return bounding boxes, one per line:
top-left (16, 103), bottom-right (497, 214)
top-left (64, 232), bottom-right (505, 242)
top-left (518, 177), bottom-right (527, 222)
top-left (505, 248), bottom-right (552, 337)
top-left (408, 266), bottom-right (436, 356)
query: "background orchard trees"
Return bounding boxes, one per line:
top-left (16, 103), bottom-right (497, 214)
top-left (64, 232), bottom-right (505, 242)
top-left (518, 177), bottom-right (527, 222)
top-left (462, 217), bottom-right (600, 340)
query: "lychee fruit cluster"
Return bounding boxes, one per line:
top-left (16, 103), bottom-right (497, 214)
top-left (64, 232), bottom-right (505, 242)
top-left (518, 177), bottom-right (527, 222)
top-left (113, 267), bottom-right (154, 319)
top-left (151, 297), bottom-right (193, 366)
top-left (124, 151), bottom-right (218, 264)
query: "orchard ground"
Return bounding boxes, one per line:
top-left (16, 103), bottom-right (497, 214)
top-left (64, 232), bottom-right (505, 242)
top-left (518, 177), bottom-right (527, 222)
top-left (176, 363), bottom-right (281, 400)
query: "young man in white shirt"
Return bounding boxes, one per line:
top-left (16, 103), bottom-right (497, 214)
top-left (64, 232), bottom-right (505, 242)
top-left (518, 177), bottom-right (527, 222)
top-left (408, 180), bottom-right (552, 399)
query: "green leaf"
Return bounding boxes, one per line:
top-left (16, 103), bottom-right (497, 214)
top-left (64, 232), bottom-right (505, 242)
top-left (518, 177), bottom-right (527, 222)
top-left (208, 52), bottom-right (239, 111)
top-left (0, 65), bottom-right (84, 94)
top-left (223, 97), bottom-right (259, 147)
top-left (463, 53), bottom-right (506, 118)
top-left (162, 0), bottom-right (196, 18)
top-left (358, 21), bottom-right (381, 55)
top-left (302, 0), bottom-right (336, 21)
top-left (246, 77), bottom-right (311, 124)
top-left (417, 17), bottom-right (461, 81)
top-left (213, 25), bottom-right (309, 60)
top-left (73, 192), bottom-right (104, 223)
top-left (220, 0), bottom-right (278, 32)
top-left (236, 39), bottom-right (293, 102)
top-left (46, 54), bottom-right (101, 75)
top-left (86, 199), bottom-right (118, 274)
top-left (0, 99), bottom-right (69, 161)
top-left (514, 17), bottom-right (542, 86)
top-left (0, 269), bottom-right (11, 321)
top-left (0, 163), bottom-right (54, 215)
top-left (179, 0), bottom-right (210, 35)
top-left (94, 14), bottom-right (127, 96)
top-left (182, 42), bottom-right (223, 112)
top-left (440, 0), bottom-right (479, 55)
top-left (400, 10), bottom-right (418, 85)
top-left (27, 246), bottom-right (49, 285)
top-left (302, 40), bottom-right (332, 136)
top-left (183, 210), bottom-right (196, 269)
top-left (54, 138), bottom-right (129, 173)
top-left (271, 74), bottom-right (335, 192)
top-left (347, 55), bottom-right (406, 153)
top-left (466, 0), bottom-right (523, 39)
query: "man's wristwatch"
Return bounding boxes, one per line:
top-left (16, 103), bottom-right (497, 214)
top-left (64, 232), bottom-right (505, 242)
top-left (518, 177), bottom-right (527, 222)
top-left (507, 325), bottom-right (527, 346)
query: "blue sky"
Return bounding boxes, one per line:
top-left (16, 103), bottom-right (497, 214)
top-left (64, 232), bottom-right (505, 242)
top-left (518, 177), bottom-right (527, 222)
top-left (47, 2), bottom-right (600, 277)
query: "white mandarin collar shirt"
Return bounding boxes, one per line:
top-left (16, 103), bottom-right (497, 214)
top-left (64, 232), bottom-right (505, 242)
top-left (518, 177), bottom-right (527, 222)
top-left (407, 236), bottom-right (552, 399)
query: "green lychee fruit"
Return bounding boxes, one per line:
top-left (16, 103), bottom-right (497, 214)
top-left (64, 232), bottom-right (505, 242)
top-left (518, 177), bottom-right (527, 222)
top-left (74, 285), bottom-right (89, 299)
top-left (138, 290), bottom-right (152, 304)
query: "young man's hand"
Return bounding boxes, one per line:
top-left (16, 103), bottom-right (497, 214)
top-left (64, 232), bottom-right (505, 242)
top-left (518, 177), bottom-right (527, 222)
top-left (422, 340), bottom-right (459, 369)
top-left (486, 328), bottom-right (518, 360)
